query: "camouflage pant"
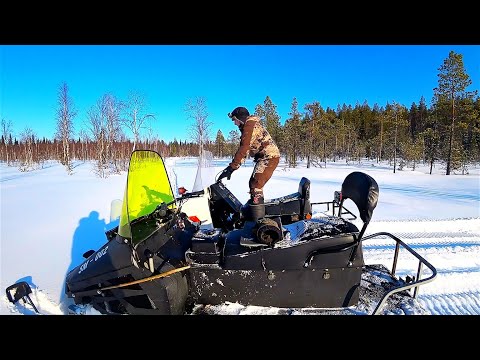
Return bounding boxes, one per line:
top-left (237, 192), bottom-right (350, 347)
top-left (249, 157), bottom-right (280, 199)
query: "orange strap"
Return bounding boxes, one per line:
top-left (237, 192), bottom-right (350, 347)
top-left (101, 265), bottom-right (191, 291)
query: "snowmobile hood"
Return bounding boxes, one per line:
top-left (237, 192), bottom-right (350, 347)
top-left (118, 150), bottom-right (176, 245)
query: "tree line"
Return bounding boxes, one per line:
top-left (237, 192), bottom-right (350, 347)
top-left (1, 50), bottom-right (479, 176)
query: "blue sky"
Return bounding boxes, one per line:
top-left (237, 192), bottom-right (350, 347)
top-left (1, 45), bottom-right (479, 143)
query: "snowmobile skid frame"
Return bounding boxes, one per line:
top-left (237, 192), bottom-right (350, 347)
top-left (359, 231), bottom-right (437, 314)
top-left (62, 150), bottom-right (437, 315)
top-left (307, 194), bottom-right (437, 314)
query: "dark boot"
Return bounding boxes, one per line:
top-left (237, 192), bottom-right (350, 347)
top-left (248, 192), bottom-right (265, 221)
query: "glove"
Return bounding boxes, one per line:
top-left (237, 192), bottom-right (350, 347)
top-left (218, 166), bottom-right (234, 181)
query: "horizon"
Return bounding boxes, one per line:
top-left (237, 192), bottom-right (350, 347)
top-left (1, 157), bottom-right (479, 315)
top-left (1, 45), bottom-right (479, 142)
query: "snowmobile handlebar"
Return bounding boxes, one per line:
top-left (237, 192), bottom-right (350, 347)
top-left (177, 189), bottom-right (205, 199)
top-left (174, 189), bottom-right (205, 208)
top-left (130, 202), bottom-right (174, 225)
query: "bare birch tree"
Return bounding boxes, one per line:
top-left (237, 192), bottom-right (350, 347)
top-left (86, 101), bottom-right (108, 178)
top-left (103, 94), bottom-right (124, 174)
top-left (78, 129), bottom-right (90, 162)
top-left (1, 118), bottom-right (13, 165)
top-left (19, 127), bottom-right (36, 171)
top-left (55, 82), bottom-right (77, 174)
top-left (121, 91), bottom-right (155, 151)
top-left (185, 96), bottom-right (212, 161)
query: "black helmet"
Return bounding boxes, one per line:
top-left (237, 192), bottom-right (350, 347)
top-left (228, 106), bottom-right (250, 123)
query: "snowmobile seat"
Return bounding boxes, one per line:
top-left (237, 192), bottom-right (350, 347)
top-left (223, 222), bottom-right (360, 270)
top-left (265, 176), bottom-right (311, 218)
top-left (243, 177), bottom-right (312, 224)
top-left (337, 171), bottom-right (378, 239)
top-left (210, 178), bottom-right (312, 228)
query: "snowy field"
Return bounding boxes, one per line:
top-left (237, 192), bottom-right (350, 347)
top-left (1, 157), bottom-right (479, 315)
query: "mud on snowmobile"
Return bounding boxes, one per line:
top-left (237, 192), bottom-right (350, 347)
top-left (64, 150), bottom-right (437, 315)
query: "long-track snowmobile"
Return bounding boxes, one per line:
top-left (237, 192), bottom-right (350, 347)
top-left (63, 150), bottom-right (437, 315)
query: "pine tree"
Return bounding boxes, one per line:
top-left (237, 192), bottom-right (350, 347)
top-left (257, 96), bottom-right (282, 146)
top-left (409, 102), bottom-right (419, 140)
top-left (303, 101), bottom-right (324, 168)
top-left (227, 129), bottom-right (240, 157)
top-left (283, 98), bottom-right (303, 167)
top-left (418, 96), bottom-right (428, 137)
top-left (433, 51), bottom-right (476, 175)
top-left (390, 102), bottom-right (409, 173)
top-left (254, 104), bottom-right (265, 124)
top-left (214, 129), bottom-right (226, 158)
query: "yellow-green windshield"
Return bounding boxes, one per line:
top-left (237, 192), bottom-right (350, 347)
top-left (118, 150), bottom-right (176, 245)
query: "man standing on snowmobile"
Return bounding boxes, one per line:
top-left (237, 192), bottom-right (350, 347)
top-left (218, 106), bottom-right (280, 205)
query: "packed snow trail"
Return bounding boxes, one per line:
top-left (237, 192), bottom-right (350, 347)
top-left (361, 218), bottom-right (480, 315)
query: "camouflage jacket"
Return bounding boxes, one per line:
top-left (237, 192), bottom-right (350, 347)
top-left (230, 116), bottom-right (280, 170)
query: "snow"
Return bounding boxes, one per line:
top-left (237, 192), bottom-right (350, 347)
top-left (1, 157), bottom-right (479, 315)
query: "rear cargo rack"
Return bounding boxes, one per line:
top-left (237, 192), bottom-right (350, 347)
top-left (311, 191), bottom-right (357, 220)
top-left (361, 231), bottom-right (437, 315)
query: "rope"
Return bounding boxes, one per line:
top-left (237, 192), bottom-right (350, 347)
top-left (100, 265), bottom-right (191, 291)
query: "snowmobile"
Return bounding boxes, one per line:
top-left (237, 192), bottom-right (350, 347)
top-left (61, 150), bottom-right (437, 315)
